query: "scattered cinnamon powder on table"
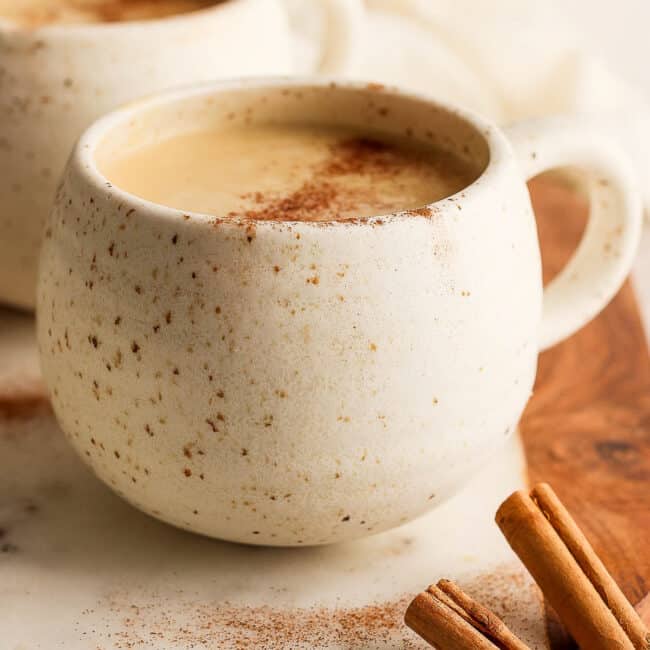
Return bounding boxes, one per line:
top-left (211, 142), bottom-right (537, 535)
top-left (82, 567), bottom-right (537, 649)
top-left (105, 595), bottom-right (419, 649)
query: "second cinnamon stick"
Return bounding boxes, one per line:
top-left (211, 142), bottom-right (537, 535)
top-left (405, 579), bottom-right (529, 649)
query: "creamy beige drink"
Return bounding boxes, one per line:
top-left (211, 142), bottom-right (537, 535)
top-left (0, 0), bottom-right (220, 26)
top-left (100, 124), bottom-right (476, 221)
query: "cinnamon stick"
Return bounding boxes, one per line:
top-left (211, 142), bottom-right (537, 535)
top-left (404, 579), bottom-right (529, 649)
top-left (496, 483), bottom-right (650, 650)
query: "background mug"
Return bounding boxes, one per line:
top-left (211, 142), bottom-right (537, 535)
top-left (0, 0), bottom-right (364, 309)
top-left (37, 79), bottom-right (641, 546)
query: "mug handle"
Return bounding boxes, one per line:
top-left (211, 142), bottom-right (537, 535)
top-left (309, 0), bottom-right (365, 74)
top-left (505, 117), bottom-right (643, 351)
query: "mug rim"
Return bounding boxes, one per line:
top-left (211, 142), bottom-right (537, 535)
top-left (74, 77), bottom-right (512, 228)
top-left (0, 0), bottom-right (246, 33)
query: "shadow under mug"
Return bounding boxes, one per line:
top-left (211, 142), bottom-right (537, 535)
top-left (37, 79), bottom-right (642, 546)
top-left (0, 0), bottom-right (365, 309)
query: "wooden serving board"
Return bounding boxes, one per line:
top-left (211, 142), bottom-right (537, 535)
top-left (522, 177), bottom-right (650, 647)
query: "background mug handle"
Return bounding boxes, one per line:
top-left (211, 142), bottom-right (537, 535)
top-left (505, 117), bottom-right (643, 350)
top-left (293, 0), bottom-right (365, 75)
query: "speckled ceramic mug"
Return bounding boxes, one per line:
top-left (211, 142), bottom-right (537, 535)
top-left (37, 79), bottom-right (642, 546)
top-left (0, 0), bottom-right (364, 309)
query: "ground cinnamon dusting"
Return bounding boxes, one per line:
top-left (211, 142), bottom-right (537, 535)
top-left (320, 138), bottom-right (397, 176)
top-left (232, 137), bottom-right (446, 222)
